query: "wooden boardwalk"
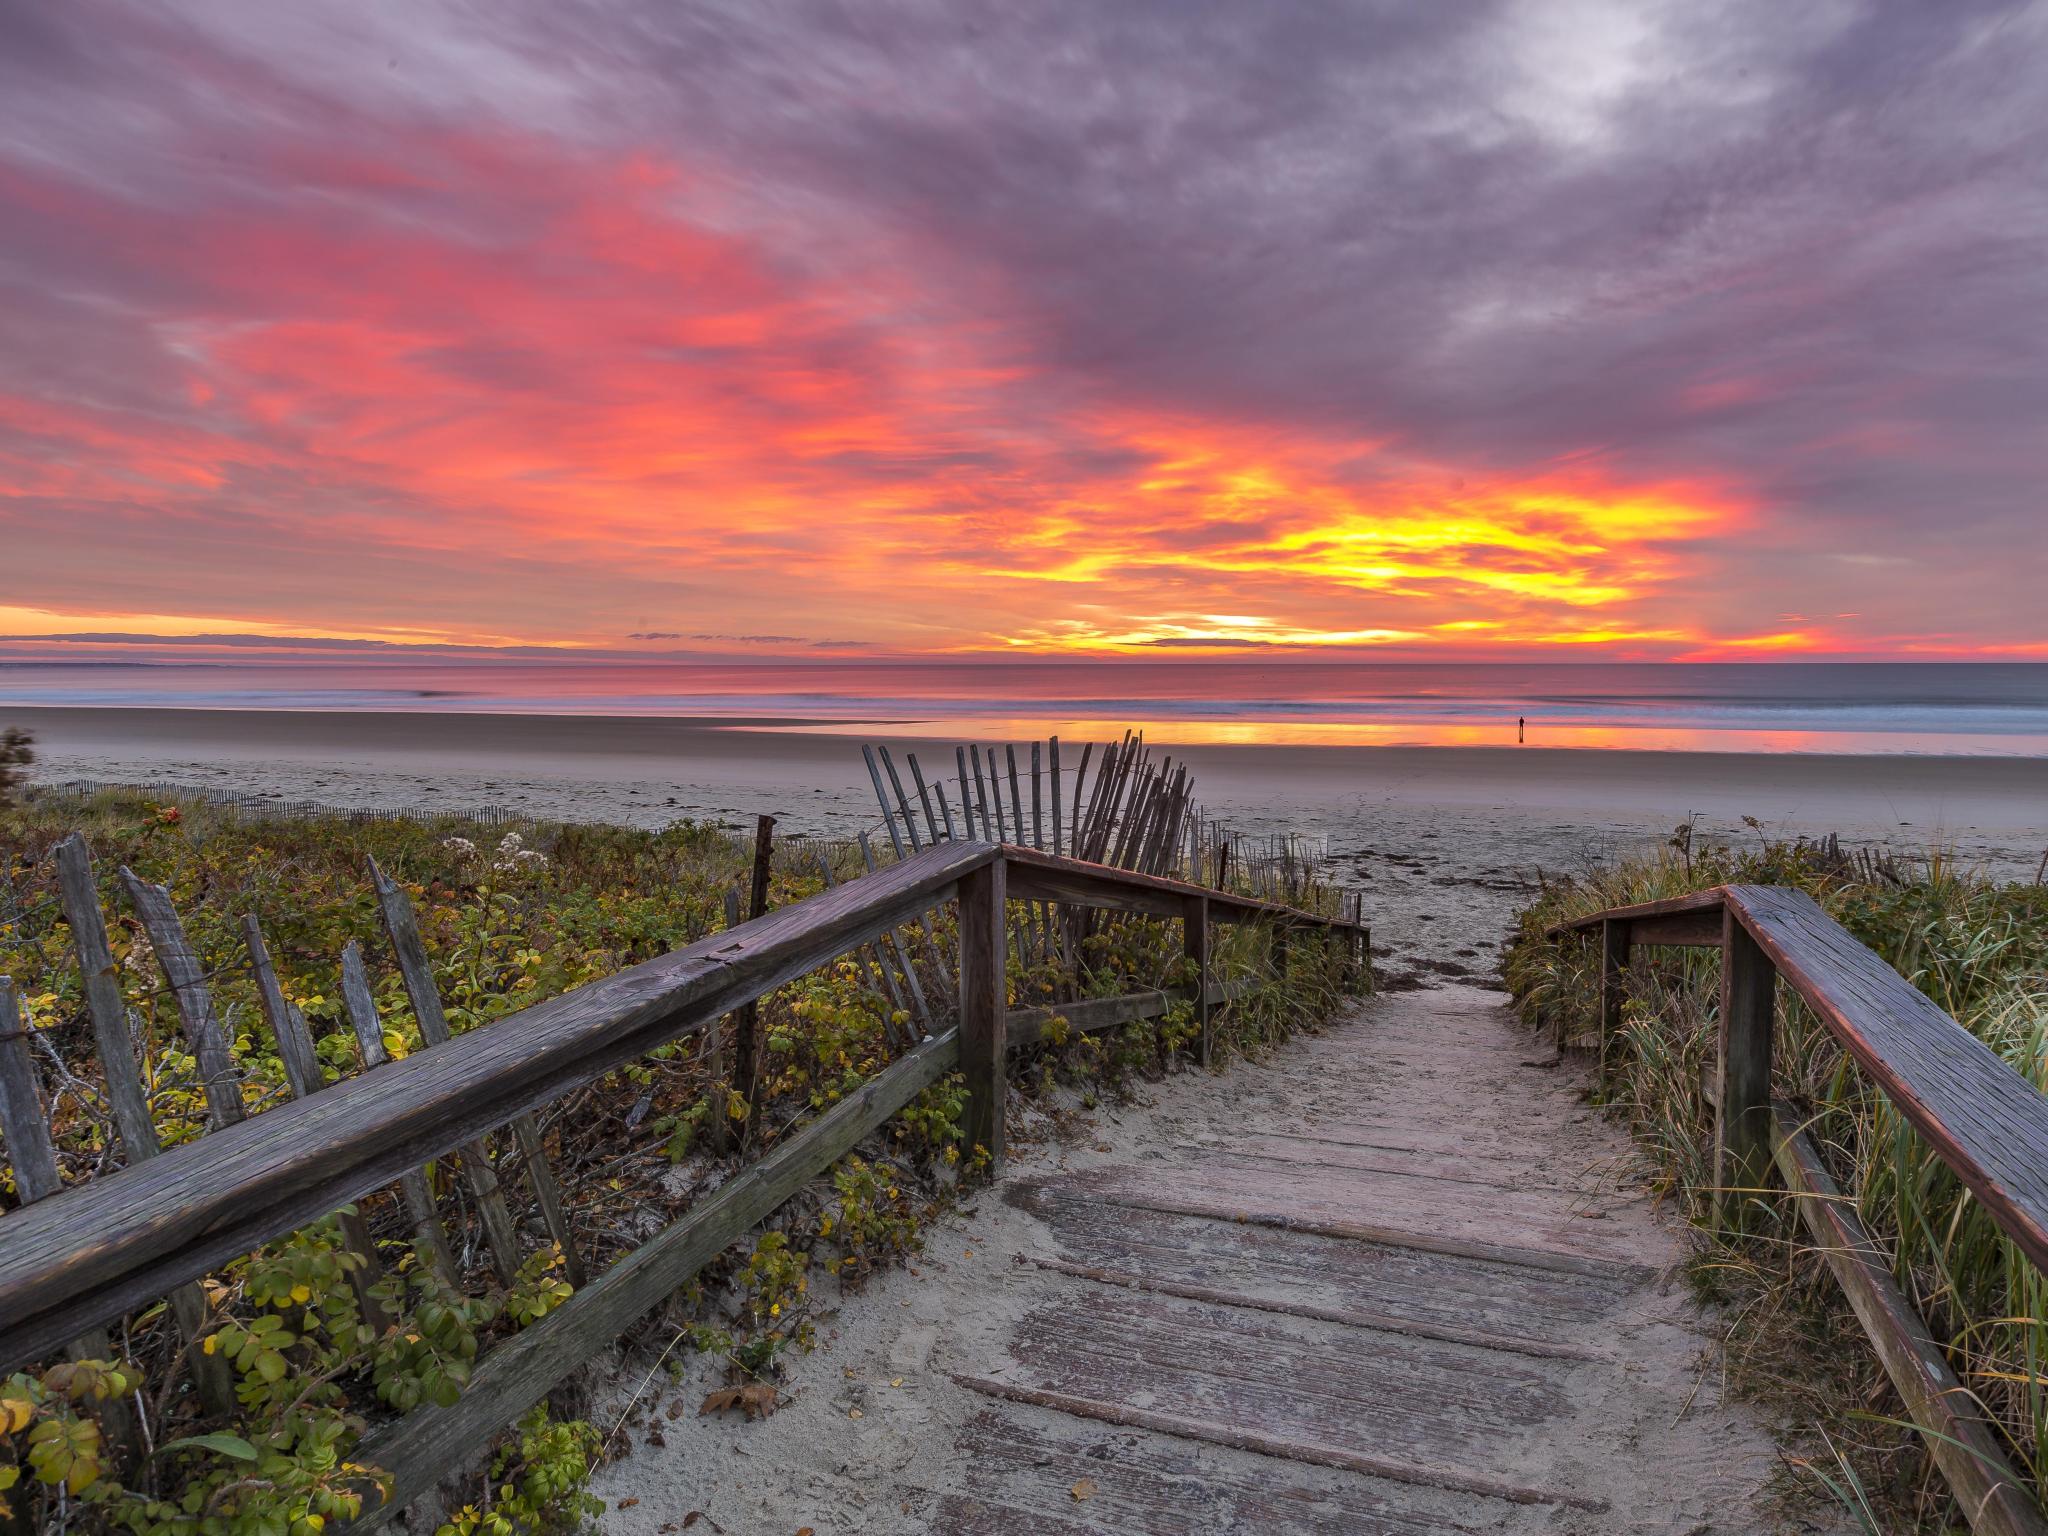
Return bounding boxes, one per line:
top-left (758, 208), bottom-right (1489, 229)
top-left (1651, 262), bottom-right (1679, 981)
top-left (599, 985), bottom-right (1801, 1533)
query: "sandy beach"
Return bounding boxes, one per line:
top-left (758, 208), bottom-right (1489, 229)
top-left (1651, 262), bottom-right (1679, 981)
top-left (12, 705), bottom-right (2043, 993)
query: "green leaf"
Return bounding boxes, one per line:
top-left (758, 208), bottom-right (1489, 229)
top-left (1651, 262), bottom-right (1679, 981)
top-left (161, 1432), bottom-right (259, 1462)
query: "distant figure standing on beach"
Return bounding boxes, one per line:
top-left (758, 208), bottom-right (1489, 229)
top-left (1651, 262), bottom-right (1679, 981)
top-left (1518, 716), bottom-right (1525, 743)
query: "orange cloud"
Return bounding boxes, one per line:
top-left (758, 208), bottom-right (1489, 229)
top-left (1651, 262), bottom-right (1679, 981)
top-left (0, 131), bottom-right (1794, 658)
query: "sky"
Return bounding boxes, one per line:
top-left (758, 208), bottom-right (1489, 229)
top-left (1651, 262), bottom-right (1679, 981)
top-left (1, 1), bottom-right (2045, 661)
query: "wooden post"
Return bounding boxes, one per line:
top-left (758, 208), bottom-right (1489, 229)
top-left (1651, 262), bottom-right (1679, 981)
top-left (1185, 895), bottom-right (1211, 1068)
top-left (958, 860), bottom-right (1007, 1172)
top-left (1716, 910), bottom-right (1776, 1228)
top-left (1599, 919), bottom-right (1631, 1087)
top-left (734, 816), bottom-right (775, 1115)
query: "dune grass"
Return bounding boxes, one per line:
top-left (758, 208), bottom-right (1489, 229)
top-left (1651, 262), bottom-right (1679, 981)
top-left (1504, 831), bottom-right (2048, 1528)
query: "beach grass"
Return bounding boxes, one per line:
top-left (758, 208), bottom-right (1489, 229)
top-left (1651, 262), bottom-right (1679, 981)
top-left (1505, 831), bottom-right (2048, 1528)
top-left (0, 787), bottom-right (1349, 1536)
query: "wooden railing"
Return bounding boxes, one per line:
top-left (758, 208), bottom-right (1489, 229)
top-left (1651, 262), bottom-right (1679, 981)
top-left (1547, 886), bottom-right (2048, 1536)
top-left (0, 839), bottom-right (1367, 1525)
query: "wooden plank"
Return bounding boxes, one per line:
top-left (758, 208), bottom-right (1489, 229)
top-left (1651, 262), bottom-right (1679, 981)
top-left (1186, 894), bottom-right (1211, 1067)
top-left (1624, 909), bottom-right (1724, 948)
top-left (1771, 1107), bottom-right (2045, 1536)
top-left (1017, 1180), bottom-right (1634, 1353)
top-left (1005, 845), bottom-right (1354, 931)
top-left (0, 839), bottom-right (991, 1369)
top-left (366, 861), bottom-right (523, 1284)
top-left (954, 1288), bottom-right (1600, 1511)
top-left (119, 869), bottom-right (243, 1128)
top-left (1544, 886), bottom-right (1727, 938)
top-left (340, 943), bottom-right (459, 1285)
top-left (1005, 989), bottom-right (1170, 1051)
top-left (1728, 883), bottom-right (2048, 1273)
top-left (1715, 906), bottom-right (1775, 1229)
top-left (958, 860), bottom-right (1007, 1170)
top-left (51, 835), bottom-right (154, 1157)
top-left (942, 1407), bottom-right (1492, 1536)
top-left (351, 1028), bottom-right (961, 1527)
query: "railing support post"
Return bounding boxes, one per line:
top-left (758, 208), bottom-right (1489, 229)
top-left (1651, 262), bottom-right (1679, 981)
top-left (734, 814), bottom-right (776, 1121)
top-left (1716, 908), bottom-right (1775, 1228)
top-left (1599, 919), bottom-right (1631, 1087)
top-left (959, 859), bottom-right (1008, 1172)
top-left (1184, 894), bottom-right (1211, 1066)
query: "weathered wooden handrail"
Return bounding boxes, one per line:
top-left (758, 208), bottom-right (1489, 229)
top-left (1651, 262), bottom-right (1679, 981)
top-left (0, 840), bottom-right (1364, 1376)
top-left (1546, 884), bottom-right (2048, 1536)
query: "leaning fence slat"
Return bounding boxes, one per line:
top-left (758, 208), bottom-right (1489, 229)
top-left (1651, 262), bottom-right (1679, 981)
top-left (812, 855), bottom-right (911, 1047)
top-left (53, 843), bottom-right (233, 1412)
top-left (878, 746), bottom-right (923, 852)
top-left (340, 943), bottom-right (459, 1284)
top-left (862, 746), bottom-right (904, 856)
top-left (52, 836), bottom-right (155, 1156)
top-left (366, 861), bottom-right (534, 1285)
top-left (0, 980), bottom-right (142, 1458)
top-left (858, 833), bottom-right (933, 1032)
top-left (119, 869), bottom-right (243, 1129)
top-left (1, 982), bottom-right (63, 1200)
top-left (244, 914), bottom-right (322, 1101)
top-left (906, 753), bottom-right (943, 844)
top-left (244, 916), bottom-right (390, 1320)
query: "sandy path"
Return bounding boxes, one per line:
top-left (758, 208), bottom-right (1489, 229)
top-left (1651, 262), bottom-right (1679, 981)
top-left (588, 986), bottom-right (1826, 1534)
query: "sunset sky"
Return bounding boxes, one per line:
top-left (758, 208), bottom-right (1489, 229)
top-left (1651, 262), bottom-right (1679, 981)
top-left (2, 2), bottom-right (2044, 660)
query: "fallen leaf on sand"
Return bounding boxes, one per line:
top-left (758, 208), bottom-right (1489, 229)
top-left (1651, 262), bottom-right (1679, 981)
top-left (699, 1384), bottom-right (779, 1420)
top-left (617, 1498), bottom-right (640, 1509)
top-left (849, 1407), bottom-right (863, 1419)
top-left (889, 1377), bottom-right (903, 1388)
top-left (1071, 1478), bottom-right (1098, 1502)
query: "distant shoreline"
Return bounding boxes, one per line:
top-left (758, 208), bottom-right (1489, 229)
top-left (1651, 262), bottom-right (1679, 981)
top-left (15, 700), bottom-right (2043, 987)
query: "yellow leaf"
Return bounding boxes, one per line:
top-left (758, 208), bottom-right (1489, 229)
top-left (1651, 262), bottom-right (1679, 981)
top-left (1071, 1478), bottom-right (1097, 1502)
top-left (0, 1396), bottom-right (31, 1433)
top-left (290, 1284), bottom-right (312, 1304)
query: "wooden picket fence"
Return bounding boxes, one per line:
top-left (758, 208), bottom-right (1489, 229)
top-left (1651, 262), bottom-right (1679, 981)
top-left (0, 752), bottom-right (1369, 1528)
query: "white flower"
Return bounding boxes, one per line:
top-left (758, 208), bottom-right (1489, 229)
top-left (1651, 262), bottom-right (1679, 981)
top-left (442, 836), bottom-right (478, 858)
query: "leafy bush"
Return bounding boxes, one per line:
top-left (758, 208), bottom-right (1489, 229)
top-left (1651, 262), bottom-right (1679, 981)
top-left (1, 787), bottom-right (1356, 1535)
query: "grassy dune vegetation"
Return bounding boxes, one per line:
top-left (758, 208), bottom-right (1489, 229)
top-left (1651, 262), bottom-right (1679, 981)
top-left (0, 788), bottom-right (1351, 1536)
top-left (1506, 832), bottom-right (2048, 1530)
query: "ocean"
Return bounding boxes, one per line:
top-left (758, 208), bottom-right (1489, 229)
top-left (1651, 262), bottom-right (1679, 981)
top-left (2, 657), bottom-right (2045, 755)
